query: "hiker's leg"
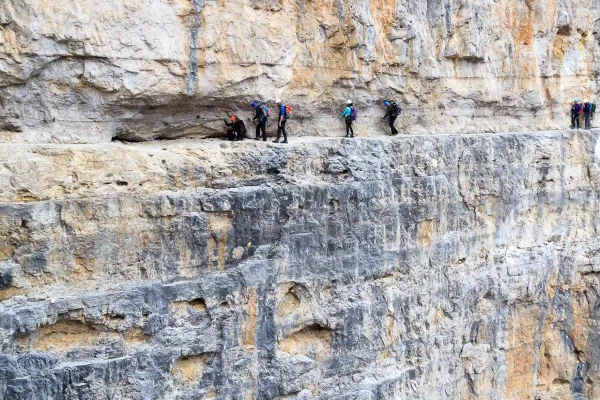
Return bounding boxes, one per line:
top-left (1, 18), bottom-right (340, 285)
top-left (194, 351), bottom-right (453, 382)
top-left (275, 124), bottom-right (281, 142)
top-left (281, 120), bottom-right (287, 142)
top-left (261, 121), bottom-right (267, 140)
top-left (390, 116), bottom-right (397, 135)
top-left (255, 123), bottom-right (261, 139)
top-left (345, 119), bottom-right (350, 136)
top-left (586, 114), bottom-right (591, 129)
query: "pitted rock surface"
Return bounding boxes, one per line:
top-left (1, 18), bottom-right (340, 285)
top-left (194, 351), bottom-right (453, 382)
top-left (0, 1), bottom-right (599, 142)
top-left (0, 131), bottom-right (600, 399)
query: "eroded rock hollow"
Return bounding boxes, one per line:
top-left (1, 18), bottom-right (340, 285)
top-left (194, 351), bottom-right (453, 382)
top-left (0, 0), bottom-right (599, 142)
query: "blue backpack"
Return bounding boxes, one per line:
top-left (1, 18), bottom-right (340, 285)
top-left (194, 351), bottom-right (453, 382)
top-left (351, 107), bottom-right (358, 121)
top-left (259, 106), bottom-right (271, 121)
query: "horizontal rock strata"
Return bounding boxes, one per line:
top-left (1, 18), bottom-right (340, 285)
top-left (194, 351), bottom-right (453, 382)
top-left (0, 1), bottom-right (599, 142)
top-left (0, 131), bottom-right (599, 398)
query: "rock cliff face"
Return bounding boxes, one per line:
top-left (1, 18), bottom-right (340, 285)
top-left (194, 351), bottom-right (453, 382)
top-left (1, 0), bottom-right (599, 143)
top-left (1, 131), bottom-right (600, 399)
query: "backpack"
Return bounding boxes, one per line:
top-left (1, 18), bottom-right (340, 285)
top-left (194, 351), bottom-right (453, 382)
top-left (351, 107), bottom-right (357, 121)
top-left (285, 105), bottom-right (292, 119)
top-left (260, 106), bottom-right (270, 121)
top-left (585, 102), bottom-right (593, 113)
top-left (390, 101), bottom-right (401, 117)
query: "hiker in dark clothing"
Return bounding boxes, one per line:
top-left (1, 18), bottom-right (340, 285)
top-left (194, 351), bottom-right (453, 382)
top-left (339, 100), bottom-right (355, 138)
top-left (274, 99), bottom-right (288, 143)
top-left (381, 100), bottom-right (400, 135)
top-left (224, 115), bottom-right (246, 141)
top-left (251, 101), bottom-right (268, 141)
top-left (584, 101), bottom-right (593, 130)
top-left (571, 99), bottom-right (583, 129)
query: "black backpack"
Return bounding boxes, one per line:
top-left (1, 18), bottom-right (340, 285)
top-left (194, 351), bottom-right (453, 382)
top-left (390, 101), bottom-right (401, 117)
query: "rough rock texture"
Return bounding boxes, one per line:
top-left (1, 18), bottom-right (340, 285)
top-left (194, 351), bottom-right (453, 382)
top-left (1, 1), bottom-right (599, 143)
top-left (1, 130), bottom-right (600, 399)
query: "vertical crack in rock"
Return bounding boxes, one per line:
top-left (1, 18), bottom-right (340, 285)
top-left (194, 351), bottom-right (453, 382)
top-left (186, 0), bottom-right (205, 95)
top-left (457, 146), bottom-right (477, 221)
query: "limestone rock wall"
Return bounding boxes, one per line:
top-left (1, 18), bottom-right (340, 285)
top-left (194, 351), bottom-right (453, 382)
top-left (1, 131), bottom-right (600, 399)
top-left (1, 1), bottom-right (599, 143)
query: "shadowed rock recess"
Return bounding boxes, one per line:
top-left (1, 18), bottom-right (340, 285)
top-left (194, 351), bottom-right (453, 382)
top-left (0, 131), bottom-right (599, 399)
top-left (0, 0), bottom-right (599, 143)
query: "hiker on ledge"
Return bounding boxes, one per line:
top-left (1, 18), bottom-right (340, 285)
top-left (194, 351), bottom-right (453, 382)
top-left (339, 100), bottom-right (356, 138)
top-left (251, 101), bottom-right (269, 141)
top-left (224, 115), bottom-right (246, 141)
top-left (583, 100), bottom-right (594, 130)
top-left (274, 99), bottom-right (289, 144)
top-left (571, 99), bottom-right (583, 129)
top-left (381, 100), bottom-right (400, 135)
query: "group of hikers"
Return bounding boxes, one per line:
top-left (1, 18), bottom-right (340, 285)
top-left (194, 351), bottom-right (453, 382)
top-left (223, 99), bottom-right (402, 141)
top-left (338, 99), bottom-right (401, 138)
top-left (571, 99), bottom-right (596, 130)
top-left (223, 98), bottom-right (594, 141)
top-left (224, 99), bottom-right (292, 143)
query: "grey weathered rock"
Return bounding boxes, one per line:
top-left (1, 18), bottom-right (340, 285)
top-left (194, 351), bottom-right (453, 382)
top-left (0, 1), bottom-right (599, 143)
top-left (0, 131), bottom-right (600, 398)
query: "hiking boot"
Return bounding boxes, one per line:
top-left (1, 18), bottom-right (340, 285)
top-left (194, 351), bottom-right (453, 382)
top-left (272, 139), bottom-right (280, 143)
top-left (255, 137), bottom-right (260, 140)
top-left (282, 140), bottom-right (288, 144)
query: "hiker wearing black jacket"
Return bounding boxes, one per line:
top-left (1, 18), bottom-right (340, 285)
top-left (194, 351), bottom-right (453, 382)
top-left (251, 101), bottom-right (268, 141)
top-left (381, 100), bottom-right (400, 135)
top-left (584, 101), bottom-right (593, 130)
top-left (571, 99), bottom-right (583, 129)
top-left (224, 115), bottom-right (246, 141)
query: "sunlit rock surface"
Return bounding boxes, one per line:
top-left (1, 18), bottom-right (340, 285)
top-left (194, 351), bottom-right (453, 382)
top-left (0, 0), bottom-right (599, 142)
top-left (1, 131), bottom-right (600, 399)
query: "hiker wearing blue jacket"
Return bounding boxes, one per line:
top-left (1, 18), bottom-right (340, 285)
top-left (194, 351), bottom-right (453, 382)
top-left (274, 99), bottom-right (288, 144)
top-left (339, 100), bottom-right (355, 138)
